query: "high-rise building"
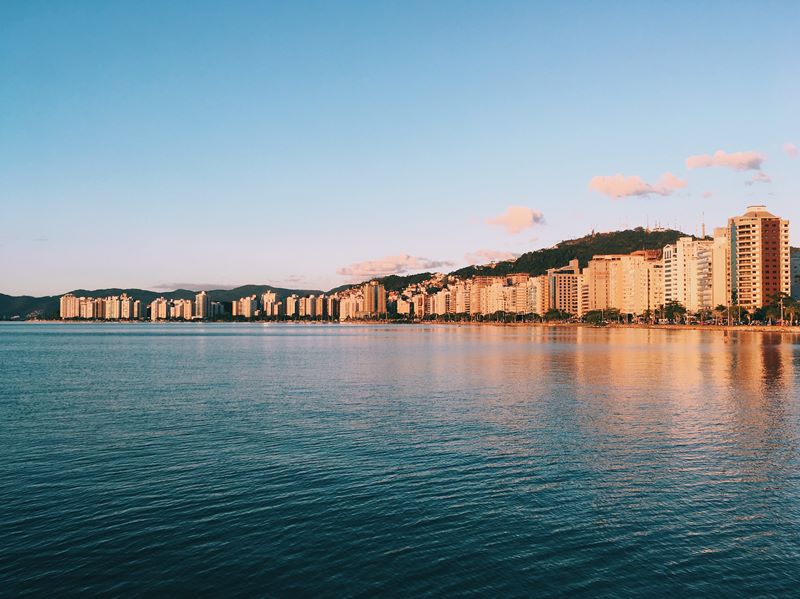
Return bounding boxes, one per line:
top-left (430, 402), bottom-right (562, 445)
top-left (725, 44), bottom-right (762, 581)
top-left (547, 259), bottom-right (581, 316)
top-left (149, 298), bottom-right (170, 321)
top-left (338, 294), bottom-right (360, 320)
top-left (728, 205), bottom-right (790, 309)
top-left (261, 291), bottom-right (278, 318)
top-left (711, 228), bottom-right (730, 307)
top-left (396, 297), bottom-right (412, 316)
top-left (324, 296), bottom-right (339, 320)
top-left (582, 255), bottom-right (625, 312)
top-left (232, 295), bottom-right (258, 318)
top-left (362, 281), bottom-right (387, 316)
top-left (105, 296), bottom-right (121, 320)
top-left (432, 289), bottom-right (450, 315)
top-left (663, 237), bottom-right (714, 312)
top-left (526, 275), bottom-right (549, 316)
top-left (60, 294), bottom-right (80, 319)
top-left (195, 291), bottom-right (210, 320)
top-left (411, 294), bottom-right (426, 319)
top-left (285, 295), bottom-right (299, 318)
top-left (171, 298), bottom-right (193, 320)
top-left (792, 248), bottom-right (800, 300)
top-left (119, 294), bottom-right (134, 319)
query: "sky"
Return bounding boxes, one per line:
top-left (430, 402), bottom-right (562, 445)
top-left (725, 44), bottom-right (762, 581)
top-left (2, 1), bottom-right (799, 295)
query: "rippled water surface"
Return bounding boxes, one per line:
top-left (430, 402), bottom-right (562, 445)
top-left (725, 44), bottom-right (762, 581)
top-left (2, 323), bottom-right (800, 596)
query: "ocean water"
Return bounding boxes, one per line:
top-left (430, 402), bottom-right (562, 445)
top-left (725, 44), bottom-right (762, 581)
top-left (1, 322), bottom-right (800, 597)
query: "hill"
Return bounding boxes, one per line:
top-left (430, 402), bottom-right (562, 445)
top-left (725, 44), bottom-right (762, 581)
top-left (0, 284), bottom-right (323, 320)
top-left (451, 227), bottom-right (690, 279)
top-left (323, 228), bottom-right (693, 296)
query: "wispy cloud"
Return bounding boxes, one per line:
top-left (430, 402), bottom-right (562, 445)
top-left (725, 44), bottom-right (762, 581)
top-left (152, 282), bottom-right (238, 291)
top-left (465, 249), bottom-right (521, 264)
top-left (784, 142), bottom-right (798, 158)
top-left (336, 254), bottom-right (454, 280)
top-left (486, 206), bottom-right (545, 234)
top-left (277, 275), bottom-right (308, 285)
top-left (686, 149), bottom-right (765, 171)
top-left (745, 171), bottom-right (772, 186)
top-left (588, 172), bottom-right (686, 199)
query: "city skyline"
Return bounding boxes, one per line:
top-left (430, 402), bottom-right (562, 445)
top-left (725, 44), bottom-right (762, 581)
top-left (56, 206), bottom-right (799, 323)
top-left (3, 2), bottom-right (800, 296)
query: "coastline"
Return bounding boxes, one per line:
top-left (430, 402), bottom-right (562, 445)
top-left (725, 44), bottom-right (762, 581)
top-left (13, 319), bottom-right (800, 334)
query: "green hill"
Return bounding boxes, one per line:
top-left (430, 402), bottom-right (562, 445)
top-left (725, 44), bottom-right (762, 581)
top-left (452, 227), bottom-right (690, 279)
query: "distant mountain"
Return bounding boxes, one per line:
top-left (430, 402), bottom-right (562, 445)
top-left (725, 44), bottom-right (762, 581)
top-left (0, 284), bottom-right (323, 320)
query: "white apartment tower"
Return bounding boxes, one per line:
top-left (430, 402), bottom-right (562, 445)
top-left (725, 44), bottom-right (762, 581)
top-left (663, 237), bottom-right (714, 312)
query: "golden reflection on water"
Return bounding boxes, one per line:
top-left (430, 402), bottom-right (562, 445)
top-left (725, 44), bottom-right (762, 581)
top-left (401, 326), bottom-right (800, 486)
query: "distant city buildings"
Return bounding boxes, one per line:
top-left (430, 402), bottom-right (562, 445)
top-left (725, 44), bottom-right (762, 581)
top-left (60, 294), bottom-right (143, 320)
top-left (59, 206), bottom-right (796, 323)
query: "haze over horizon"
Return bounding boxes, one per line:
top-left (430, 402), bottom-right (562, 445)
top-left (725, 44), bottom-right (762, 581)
top-left (2, 1), bottom-right (799, 296)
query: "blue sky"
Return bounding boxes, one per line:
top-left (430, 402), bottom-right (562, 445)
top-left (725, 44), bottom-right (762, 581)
top-left (2, 1), bottom-right (799, 295)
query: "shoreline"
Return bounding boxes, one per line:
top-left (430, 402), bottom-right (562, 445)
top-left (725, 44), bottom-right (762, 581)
top-left (12, 319), bottom-right (800, 334)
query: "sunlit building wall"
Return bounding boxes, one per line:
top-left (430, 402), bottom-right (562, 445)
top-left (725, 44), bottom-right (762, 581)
top-left (728, 205), bottom-right (790, 308)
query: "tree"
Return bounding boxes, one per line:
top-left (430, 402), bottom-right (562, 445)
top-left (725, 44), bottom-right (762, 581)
top-left (544, 308), bottom-right (570, 321)
top-left (663, 301), bottom-right (687, 323)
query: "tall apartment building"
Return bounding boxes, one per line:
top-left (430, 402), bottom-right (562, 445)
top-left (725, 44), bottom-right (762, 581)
top-left (792, 248), bottom-right (800, 300)
top-left (285, 295), bottom-right (299, 318)
top-left (396, 297), bottom-right (412, 316)
top-left (195, 291), bottom-right (210, 320)
top-left (452, 281), bottom-right (470, 314)
top-left (362, 281), bottom-right (387, 316)
top-left (469, 277), bottom-right (492, 315)
top-left (663, 237), bottom-right (714, 312)
top-left (232, 295), bottom-right (258, 318)
top-left (547, 259), bottom-right (581, 316)
top-left (118, 294), bottom-right (134, 319)
top-left (60, 294), bottom-right (80, 318)
top-left (582, 255), bottom-right (624, 312)
top-left (728, 205), bottom-right (790, 309)
top-left (711, 228), bottom-right (730, 307)
top-left (325, 296), bottom-right (339, 320)
top-left (338, 294), bottom-right (361, 320)
top-left (149, 297), bottom-right (170, 321)
top-left (526, 275), bottom-right (549, 316)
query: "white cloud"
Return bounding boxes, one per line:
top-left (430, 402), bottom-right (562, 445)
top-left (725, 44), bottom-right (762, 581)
top-left (588, 172), bottom-right (686, 199)
top-left (486, 206), bottom-right (545, 234)
top-left (784, 142), bottom-right (798, 158)
top-left (464, 249), bottom-right (521, 264)
top-left (336, 254), bottom-right (454, 280)
top-left (686, 149), bottom-right (765, 171)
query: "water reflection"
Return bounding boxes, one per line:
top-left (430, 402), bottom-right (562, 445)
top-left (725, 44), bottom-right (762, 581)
top-left (3, 323), bottom-right (800, 596)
